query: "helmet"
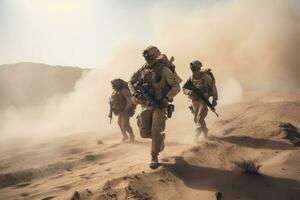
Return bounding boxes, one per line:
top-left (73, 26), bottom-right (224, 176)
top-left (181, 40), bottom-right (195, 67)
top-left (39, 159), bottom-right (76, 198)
top-left (111, 78), bottom-right (123, 86)
top-left (190, 60), bottom-right (202, 71)
top-left (111, 78), bottom-right (124, 91)
top-left (143, 46), bottom-right (161, 63)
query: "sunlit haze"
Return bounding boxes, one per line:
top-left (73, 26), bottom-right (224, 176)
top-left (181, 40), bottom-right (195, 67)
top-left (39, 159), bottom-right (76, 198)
top-left (0, 0), bottom-right (216, 68)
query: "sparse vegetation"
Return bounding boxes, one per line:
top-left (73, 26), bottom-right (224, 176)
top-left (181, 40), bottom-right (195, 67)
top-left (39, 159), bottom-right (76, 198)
top-left (84, 154), bottom-right (97, 161)
top-left (233, 159), bottom-right (261, 175)
top-left (279, 122), bottom-right (300, 147)
top-left (97, 139), bottom-right (103, 145)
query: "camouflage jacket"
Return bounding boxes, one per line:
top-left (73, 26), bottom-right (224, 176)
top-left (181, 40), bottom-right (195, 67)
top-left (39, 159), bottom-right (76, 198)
top-left (129, 60), bottom-right (181, 106)
top-left (183, 70), bottom-right (218, 101)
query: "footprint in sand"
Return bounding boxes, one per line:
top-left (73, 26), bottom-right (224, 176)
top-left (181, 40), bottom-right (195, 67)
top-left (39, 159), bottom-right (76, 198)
top-left (41, 196), bottom-right (56, 200)
top-left (14, 182), bottom-right (31, 188)
top-left (20, 192), bottom-right (29, 197)
top-left (56, 184), bottom-right (71, 190)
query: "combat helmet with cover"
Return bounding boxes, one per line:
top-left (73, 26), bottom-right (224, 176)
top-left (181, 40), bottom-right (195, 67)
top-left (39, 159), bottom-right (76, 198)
top-left (143, 46), bottom-right (182, 84)
top-left (190, 60), bottom-right (215, 83)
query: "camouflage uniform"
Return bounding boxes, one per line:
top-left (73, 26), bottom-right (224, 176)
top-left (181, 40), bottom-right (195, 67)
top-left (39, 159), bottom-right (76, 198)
top-left (183, 60), bottom-right (218, 140)
top-left (129, 46), bottom-right (181, 169)
top-left (111, 79), bottom-right (135, 142)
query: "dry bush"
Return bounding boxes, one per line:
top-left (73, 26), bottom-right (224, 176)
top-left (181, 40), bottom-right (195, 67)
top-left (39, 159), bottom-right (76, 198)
top-left (97, 139), bottom-right (103, 145)
top-left (233, 159), bottom-right (261, 175)
top-left (84, 154), bottom-right (97, 161)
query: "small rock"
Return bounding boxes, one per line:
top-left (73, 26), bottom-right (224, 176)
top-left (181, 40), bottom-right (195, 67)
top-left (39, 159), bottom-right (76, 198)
top-left (159, 179), bottom-right (166, 183)
top-left (71, 191), bottom-right (80, 200)
top-left (97, 139), bottom-right (103, 144)
top-left (215, 191), bottom-right (222, 200)
top-left (86, 188), bottom-right (92, 194)
top-left (134, 175), bottom-right (141, 179)
top-left (128, 185), bottom-right (133, 191)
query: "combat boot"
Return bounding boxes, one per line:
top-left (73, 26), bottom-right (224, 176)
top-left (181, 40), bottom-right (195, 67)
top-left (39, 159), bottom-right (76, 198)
top-left (149, 153), bottom-right (159, 169)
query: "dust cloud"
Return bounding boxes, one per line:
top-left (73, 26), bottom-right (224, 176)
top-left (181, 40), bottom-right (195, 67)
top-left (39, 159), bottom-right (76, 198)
top-left (153, 0), bottom-right (300, 90)
top-left (1, 0), bottom-right (300, 141)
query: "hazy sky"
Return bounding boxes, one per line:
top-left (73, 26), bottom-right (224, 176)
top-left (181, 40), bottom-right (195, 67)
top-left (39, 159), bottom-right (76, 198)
top-left (0, 0), bottom-right (221, 68)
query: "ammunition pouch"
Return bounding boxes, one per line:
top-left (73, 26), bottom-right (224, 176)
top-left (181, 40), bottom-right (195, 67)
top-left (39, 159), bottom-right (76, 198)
top-left (167, 104), bottom-right (175, 118)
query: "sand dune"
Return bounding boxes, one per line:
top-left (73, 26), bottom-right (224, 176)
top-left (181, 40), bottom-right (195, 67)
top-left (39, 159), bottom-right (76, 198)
top-left (0, 88), bottom-right (299, 200)
top-left (0, 62), bottom-right (85, 110)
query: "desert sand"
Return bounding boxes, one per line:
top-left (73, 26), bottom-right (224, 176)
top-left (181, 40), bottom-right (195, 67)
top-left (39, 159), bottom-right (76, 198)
top-left (0, 80), bottom-right (299, 199)
top-left (1, 0), bottom-right (300, 199)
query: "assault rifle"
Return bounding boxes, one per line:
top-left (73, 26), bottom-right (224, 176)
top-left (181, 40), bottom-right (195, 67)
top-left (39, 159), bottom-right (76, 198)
top-left (134, 82), bottom-right (175, 118)
top-left (183, 80), bottom-right (219, 117)
top-left (134, 82), bottom-right (161, 108)
top-left (108, 97), bottom-right (113, 124)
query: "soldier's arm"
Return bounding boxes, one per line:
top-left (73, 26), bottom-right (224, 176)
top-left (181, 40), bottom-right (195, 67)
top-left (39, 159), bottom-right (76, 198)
top-left (182, 78), bottom-right (193, 95)
top-left (128, 70), bottom-right (141, 95)
top-left (206, 74), bottom-right (218, 101)
top-left (212, 84), bottom-right (218, 101)
top-left (163, 67), bottom-right (181, 100)
top-left (121, 88), bottom-right (133, 110)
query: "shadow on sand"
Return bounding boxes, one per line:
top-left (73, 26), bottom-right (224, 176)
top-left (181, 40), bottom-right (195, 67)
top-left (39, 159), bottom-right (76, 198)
top-left (219, 135), bottom-right (297, 150)
top-left (162, 156), bottom-right (300, 200)
top-left (130, 140), bottom-right (185, 147)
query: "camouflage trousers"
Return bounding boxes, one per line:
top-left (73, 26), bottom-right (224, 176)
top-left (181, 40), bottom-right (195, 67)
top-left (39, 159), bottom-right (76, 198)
top-left (118, 111), bottom-right (134, 138)
top-left (137, 107), bottom-right (167, 155)
top-left (192, 100), bottom-right (208, 136)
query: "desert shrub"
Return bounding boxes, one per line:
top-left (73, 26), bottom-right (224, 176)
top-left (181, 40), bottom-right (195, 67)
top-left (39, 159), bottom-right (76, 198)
top-left (97, 139), bottom-right (103, 145)
top-left (84, 154), bottom-right (97, 161)
top-left (233, 159), bottom-right (261, 175)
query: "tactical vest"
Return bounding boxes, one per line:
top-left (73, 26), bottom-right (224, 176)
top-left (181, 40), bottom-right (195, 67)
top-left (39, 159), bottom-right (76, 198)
top-left (191, 71), bottom-right (213, 97)
top-left (140, 65), bottom-right (171, 101)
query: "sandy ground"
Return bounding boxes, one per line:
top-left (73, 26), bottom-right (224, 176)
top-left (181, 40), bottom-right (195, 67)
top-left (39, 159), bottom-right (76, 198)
top-left (0, 90), bottom-right (300, 200)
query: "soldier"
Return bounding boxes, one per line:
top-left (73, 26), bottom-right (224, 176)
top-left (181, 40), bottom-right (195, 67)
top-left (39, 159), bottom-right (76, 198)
top-left (129, 46), bottom-right (181, 169)
top-left (183, 60), bottom-right (218, 141)
top-left (110, 78), bottom-right (135, 142)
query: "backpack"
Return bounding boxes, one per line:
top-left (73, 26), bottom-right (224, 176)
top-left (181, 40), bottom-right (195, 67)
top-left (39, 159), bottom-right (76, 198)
top-left (110, 79), bottom-right (134, 115)
top-left (156, 54), bottom-right (175, 72)
top-left (110, 92), bottom-right (127, 115)
top-left (204, 68), bottom-right (216, 83)
top-left (155, 54), bottom-right (182, 84)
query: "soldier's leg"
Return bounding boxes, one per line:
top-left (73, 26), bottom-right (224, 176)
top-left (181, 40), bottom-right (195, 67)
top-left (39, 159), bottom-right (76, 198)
top-left (137, 109), bottom-right (153, 139)
top-left (122, 113), bottom-right (135, 142)
top-left (192, 100), bottom-right (200, 124)
top-left (118, 114), bottom-right (129, 141)
top-left (199, 104), bottom-right (209, 137)
top-left (192, 101), bottom-right (202, 140)
top-left (150, 108), bottom-right (167, 169)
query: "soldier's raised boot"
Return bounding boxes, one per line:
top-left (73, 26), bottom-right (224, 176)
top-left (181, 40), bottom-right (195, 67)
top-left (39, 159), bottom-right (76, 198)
top-left (150, 153), bottom-right (159, 169)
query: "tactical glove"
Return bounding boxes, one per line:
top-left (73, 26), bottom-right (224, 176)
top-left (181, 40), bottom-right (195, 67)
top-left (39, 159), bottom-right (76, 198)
top-left (188, 91), bottom-right (197, 100)
top-left (159, 97), bottom-right (169, 108)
